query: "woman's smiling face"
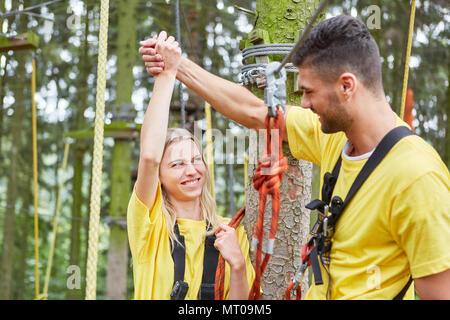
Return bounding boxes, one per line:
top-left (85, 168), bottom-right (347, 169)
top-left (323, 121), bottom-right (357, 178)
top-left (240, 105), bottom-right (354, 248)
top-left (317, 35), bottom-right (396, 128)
top-left (159, 139), bottom-right (206, 202)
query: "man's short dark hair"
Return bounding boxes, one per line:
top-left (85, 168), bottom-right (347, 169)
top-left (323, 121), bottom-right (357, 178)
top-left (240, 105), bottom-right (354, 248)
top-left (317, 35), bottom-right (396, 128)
top-left (293, 15), bottom-right (383, 94)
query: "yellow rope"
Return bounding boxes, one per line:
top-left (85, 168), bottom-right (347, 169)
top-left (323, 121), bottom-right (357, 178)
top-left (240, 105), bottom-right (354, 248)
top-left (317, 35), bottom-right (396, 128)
top-left (85, 0), bottom-right (110, 300)
top-left (42, 141), bottom-right (70, 300)
top-left (205, 102), bottom-right (215, 201)
top-left (400, 0), bottom-right (416, 120)
top-left (31, 56), bottom-right (40, 300)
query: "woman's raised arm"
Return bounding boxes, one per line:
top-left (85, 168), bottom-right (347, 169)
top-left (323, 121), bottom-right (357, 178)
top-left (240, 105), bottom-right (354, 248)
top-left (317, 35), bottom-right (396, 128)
top-left (135, 32), bottom-right (181, 208)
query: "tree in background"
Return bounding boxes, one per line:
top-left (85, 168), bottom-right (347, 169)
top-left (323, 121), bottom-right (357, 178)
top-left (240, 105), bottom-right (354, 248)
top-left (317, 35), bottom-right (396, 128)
top-left (0, 0), bottom-right (29, 299)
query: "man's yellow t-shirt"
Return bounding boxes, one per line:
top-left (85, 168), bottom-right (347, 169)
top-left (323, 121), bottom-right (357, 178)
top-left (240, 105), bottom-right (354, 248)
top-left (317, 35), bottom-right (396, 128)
top-left (127, 183), bottom-right (255, 300)
top-left (286, 106), bottom-right (450, 300)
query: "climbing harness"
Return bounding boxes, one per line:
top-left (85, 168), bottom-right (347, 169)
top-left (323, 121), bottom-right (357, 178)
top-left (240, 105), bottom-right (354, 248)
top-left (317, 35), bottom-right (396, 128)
top-left (170, 222), bottom-right (219, 300)
top-left (285, 126), bottom-right (415, 300)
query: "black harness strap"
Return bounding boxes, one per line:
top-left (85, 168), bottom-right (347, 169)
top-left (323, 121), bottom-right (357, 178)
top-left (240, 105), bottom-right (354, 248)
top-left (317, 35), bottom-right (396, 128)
top-left (306, 126), bottom-right (414, 299)
top-left (170, 222), bottom-right (219, 300)
top-left (199, 232), bottom-right (220, 300)
top-left (170, 223), bottom-right (189, 300)
top-left (328, 126), bottom-right (415, 227)
top-left (393, 276), bottom-right (413, 300)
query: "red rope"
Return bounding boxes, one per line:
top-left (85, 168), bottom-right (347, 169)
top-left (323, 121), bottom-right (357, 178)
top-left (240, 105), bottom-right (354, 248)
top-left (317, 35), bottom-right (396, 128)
top-left (214, 109), bottom-right (287, 300)
top-left (214, 207), bottom-right (245, 300)
top-left (285, 282), bottom-right (302, 300)
top-left (285, 241), bottom-right (314, 300)
top-left (248, 109), bottom-right (288, 300)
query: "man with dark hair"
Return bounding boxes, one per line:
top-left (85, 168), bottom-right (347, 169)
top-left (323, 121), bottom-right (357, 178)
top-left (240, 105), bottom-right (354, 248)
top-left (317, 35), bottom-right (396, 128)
top-left (293, 15), bottom-right (383, 95)
top-left (139, 15), bottom-right (450, 299)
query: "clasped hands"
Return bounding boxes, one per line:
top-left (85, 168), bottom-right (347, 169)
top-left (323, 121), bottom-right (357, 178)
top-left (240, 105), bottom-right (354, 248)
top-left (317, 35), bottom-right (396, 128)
top-left (139, 31), bottom-right (180, 76)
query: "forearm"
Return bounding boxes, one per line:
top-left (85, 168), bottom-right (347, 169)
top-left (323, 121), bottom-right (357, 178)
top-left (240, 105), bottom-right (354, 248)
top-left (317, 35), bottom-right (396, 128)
top-left (140, 73), bottom-right (176, 161)
top-left (177, 57), bottom-right (267, 130)
top-left (227, 258), bottom-right (249, 300)
top-left (415, 269), bottom-right (450, 300)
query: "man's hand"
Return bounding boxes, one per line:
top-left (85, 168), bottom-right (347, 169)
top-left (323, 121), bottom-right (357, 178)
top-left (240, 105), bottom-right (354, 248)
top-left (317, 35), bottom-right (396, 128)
top-left (152, 31), bottom-right (181, 76)
top-left (139, 32), bottom-right (168, 76)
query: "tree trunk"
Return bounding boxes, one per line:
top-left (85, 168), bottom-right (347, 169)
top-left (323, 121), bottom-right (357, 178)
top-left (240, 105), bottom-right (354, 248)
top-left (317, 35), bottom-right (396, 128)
top-left (67, 3), bottom-right (92, 300)
top-left (0, 49), bottom-right (26, 300)
top-left (67, 146), bottom-right (84, 300)
top-left (105, 140), bottom-right (132, 299)
top-left (0, 54), bottom-right (6, 158)
top-left (243, 0), bottom-right (321, 300)
top-left (104, 0), bottom-right (137, 300)
top-left (16, 171), bottom-right (33, 299)
top-left (0, 0), bottom-right (6, 156)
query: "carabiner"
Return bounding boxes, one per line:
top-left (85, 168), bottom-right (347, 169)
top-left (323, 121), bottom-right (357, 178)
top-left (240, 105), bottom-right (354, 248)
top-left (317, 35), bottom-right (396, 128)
top-left (264, 61), bottom-right (287, 118)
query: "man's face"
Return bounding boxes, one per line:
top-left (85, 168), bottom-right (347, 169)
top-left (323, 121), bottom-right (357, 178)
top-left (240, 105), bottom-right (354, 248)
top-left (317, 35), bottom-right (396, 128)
top-left (297, 67), bottom-right (353, 134)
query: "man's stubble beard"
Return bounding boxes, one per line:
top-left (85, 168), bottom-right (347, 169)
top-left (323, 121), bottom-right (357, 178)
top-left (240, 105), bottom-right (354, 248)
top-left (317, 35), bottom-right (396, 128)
top-left (320, 91), bottom-right (353, 134)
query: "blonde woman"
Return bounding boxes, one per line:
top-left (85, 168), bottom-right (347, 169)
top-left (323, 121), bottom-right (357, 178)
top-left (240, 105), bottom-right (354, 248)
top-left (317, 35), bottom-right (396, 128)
top-left (127, 32), bottom-right (255, 300)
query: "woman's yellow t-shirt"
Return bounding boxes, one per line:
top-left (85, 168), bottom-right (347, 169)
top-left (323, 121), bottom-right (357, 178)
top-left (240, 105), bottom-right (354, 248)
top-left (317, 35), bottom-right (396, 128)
top-left (127, 183), bottom-right (255, 300)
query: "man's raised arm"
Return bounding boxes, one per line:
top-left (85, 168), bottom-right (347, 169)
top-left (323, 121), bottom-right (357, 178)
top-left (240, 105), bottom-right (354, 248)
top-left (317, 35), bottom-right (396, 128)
top-left (139, 32), bottom-right (269, 132)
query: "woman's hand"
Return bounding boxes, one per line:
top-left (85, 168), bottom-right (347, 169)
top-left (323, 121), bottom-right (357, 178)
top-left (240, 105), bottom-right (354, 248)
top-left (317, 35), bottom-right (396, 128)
top-left (214, 224), bottom-right (249, 299)
top-left (214, 224), bottom-right (245, 271)
top-left (142, 31), bottom-right (181, 77)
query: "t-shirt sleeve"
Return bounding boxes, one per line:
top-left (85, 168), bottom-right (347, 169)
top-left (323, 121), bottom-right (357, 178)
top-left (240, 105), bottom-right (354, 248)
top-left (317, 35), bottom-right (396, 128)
top-left (127, 182), bottom-right (164, 260)
top-left (285, 106), bottom-right (323, 165)
top-left (390, 171), bottom-right (450, 278)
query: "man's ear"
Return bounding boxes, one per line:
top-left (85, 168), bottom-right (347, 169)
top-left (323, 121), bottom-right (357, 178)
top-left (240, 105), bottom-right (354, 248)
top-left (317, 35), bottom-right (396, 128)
top-left (339, 72), bottom-right (357, 100)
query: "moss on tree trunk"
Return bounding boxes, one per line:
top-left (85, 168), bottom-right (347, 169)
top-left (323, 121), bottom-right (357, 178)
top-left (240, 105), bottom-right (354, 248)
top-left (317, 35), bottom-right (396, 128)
top-left (244, 0), bottom-right (322, 299)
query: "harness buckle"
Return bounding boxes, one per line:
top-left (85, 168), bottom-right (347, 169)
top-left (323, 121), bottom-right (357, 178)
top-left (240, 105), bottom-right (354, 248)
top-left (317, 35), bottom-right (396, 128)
top-left (292, 261), bottom-right (309, 291)
top-left (323, 217), bottom-right (329, 238)
top-left (322, 204), bottom-right (329, 219)
top-left (264, 61), bottom-right (286, 118)
top-left (330, 196), bottom-right (344, 217)
top-left (199, 283), bottom-right (215, 300)
top-left (321, 205), bottom-right (330, 237)
top-left (170, 280), bottom-right (189, 300)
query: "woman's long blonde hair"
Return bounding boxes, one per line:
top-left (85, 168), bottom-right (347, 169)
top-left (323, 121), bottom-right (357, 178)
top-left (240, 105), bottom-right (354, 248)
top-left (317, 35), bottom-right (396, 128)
top-left (160, 128), bottom-right (220, 246)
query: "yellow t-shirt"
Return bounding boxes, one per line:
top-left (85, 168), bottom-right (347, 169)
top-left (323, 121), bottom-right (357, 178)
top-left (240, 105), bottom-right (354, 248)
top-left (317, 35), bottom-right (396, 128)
top-left (127, 183), bottom-right (255, 300)
top-left (286, 106), bottom-right (450, 300)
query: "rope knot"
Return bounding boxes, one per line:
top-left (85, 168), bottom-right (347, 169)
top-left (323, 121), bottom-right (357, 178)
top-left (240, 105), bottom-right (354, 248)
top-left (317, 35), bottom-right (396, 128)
top-left (252, 155), bottom-right (288, 195)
